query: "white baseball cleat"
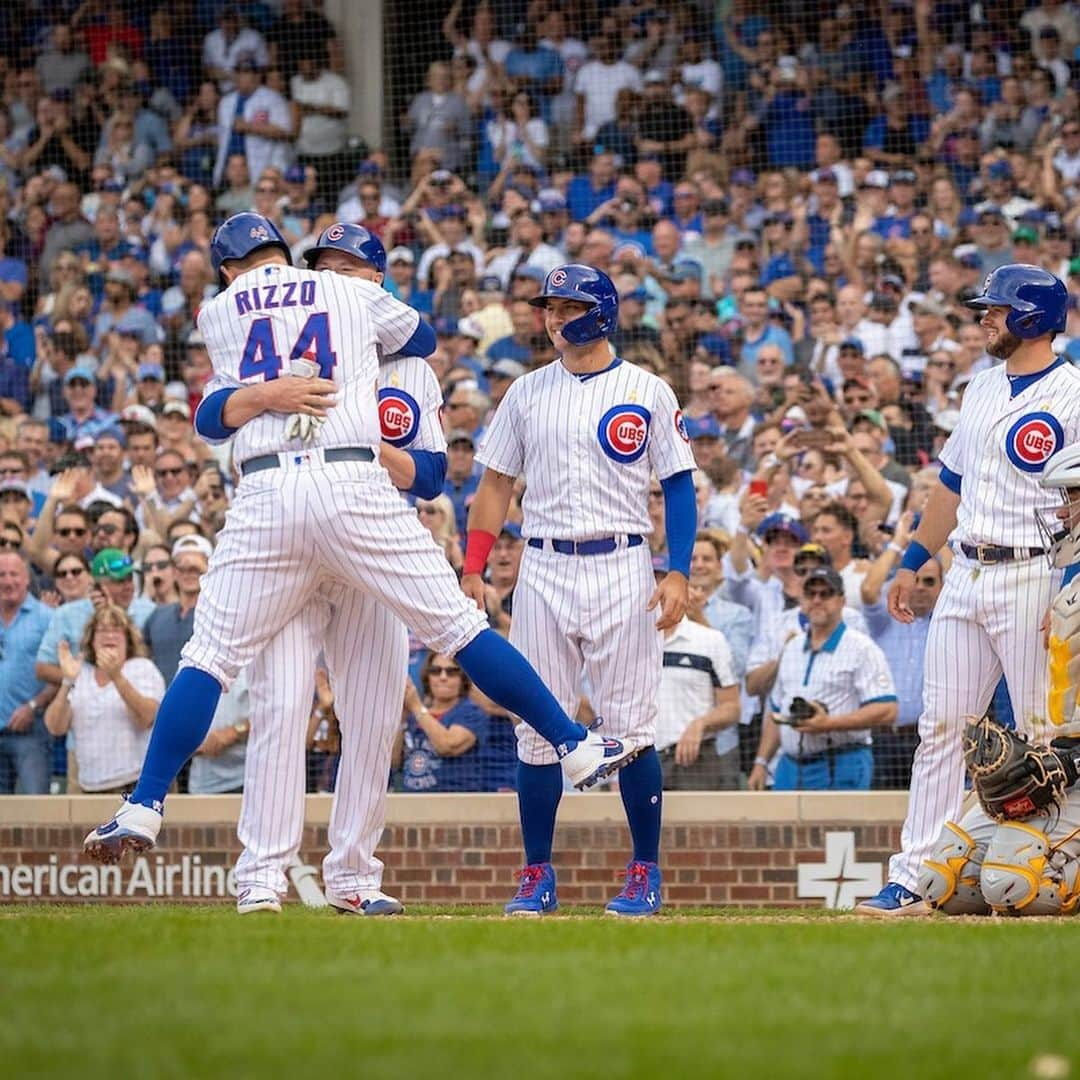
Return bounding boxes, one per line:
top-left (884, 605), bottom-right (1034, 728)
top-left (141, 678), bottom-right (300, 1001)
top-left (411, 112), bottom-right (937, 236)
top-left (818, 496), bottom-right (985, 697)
top-left (82, 798), bottom-right (163, 865)
top-left (326, 889), bottom-right (405, 916)
top-left (236, 886), bottom-right (283, 915)
top-left (558, 728), bottom-right (639, 790)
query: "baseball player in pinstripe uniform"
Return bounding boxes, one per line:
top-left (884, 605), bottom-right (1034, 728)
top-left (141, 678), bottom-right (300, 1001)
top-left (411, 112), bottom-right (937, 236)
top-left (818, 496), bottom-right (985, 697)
top-left (463, 264), bottom-right (698, 917)
top-left (918, 445), bottom-right (1080, 916)
top-left (84, 217), bottom-right (639, 866)
top-left (858, 264), bottom-right (1080, 915)
top-left (231, 226), bottom-right (446, 915)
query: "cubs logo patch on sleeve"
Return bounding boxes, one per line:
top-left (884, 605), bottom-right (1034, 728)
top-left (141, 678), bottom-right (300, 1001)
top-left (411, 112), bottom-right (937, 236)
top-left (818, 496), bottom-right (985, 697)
top-left (674, 409), bottom-right (690, 443)
top-left (597, 404), bottom-right (651, 463)
top-left (1005, 412), bottom-right (1064, 473)
top-left (378, 387), bottom-right (421, 447)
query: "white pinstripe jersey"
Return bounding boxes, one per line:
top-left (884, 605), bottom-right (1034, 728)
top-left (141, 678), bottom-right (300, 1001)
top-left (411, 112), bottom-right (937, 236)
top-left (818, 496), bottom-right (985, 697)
top-left (197, 263), bottom-right (420, 463)
top-left (376, 354), bottom-right (446, 454)
top-left (939, 361), bottom-right (1080, 547)
top-left (476, 358), bottom-right (696, 538)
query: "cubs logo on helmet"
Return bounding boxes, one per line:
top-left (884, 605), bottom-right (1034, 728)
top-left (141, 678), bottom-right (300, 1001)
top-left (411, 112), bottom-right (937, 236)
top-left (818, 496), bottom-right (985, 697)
top-left (377, 387), bottom-right (421, 447)
top-left (326, 224), bottom-right (345, 242)
top-left (598, 404), bottom-right (651, 463)
top-left (1005, 412), bottom-right (1064, 473)
top-left (549, 268), bottom-right (568, 287)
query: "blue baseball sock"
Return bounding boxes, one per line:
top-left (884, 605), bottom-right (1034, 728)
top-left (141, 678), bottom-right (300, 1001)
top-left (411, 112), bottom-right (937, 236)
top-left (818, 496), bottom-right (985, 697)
top-left (517, 761), bottom-right (564, 865)
top-left (456, 631), bottom-right (585, 748)
top-left (130, 668), bottom-right (222, 807)
top-left (618, 748), bottom-right (662, 864)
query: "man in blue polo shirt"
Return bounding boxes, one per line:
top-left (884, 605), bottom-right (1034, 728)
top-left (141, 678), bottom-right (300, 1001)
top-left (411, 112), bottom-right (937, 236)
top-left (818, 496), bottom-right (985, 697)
top-left (0, 550), bottom-right (54, 793)
top-left (749, 566), bottom-right (898, 791)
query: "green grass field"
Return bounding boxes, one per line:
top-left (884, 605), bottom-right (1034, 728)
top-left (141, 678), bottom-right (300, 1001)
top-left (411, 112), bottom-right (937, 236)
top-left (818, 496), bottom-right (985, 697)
top-left (3, 905), bottom-right (1079, 1080)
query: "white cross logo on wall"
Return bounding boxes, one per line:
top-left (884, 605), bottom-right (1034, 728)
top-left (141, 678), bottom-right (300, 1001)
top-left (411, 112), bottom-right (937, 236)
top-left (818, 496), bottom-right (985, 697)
top-left (797, 831), bottom-right (882, 909)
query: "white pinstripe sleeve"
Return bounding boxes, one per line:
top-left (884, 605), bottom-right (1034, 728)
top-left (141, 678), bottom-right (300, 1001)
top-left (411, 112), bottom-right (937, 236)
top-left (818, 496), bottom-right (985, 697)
top-left (647, 379), bottom-right (697, 479)
top-left (475, 378), bottom-right (525, 477)
top-left (359, 282), bottom-right (422, 355)
top-left (852, 635), bottom-right (896, 703)
top-left (416, 362), bottom-right (448, 453)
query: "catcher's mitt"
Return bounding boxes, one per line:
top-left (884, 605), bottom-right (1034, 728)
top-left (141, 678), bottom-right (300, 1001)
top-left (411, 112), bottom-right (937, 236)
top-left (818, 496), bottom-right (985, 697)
top-left (963, 715), bottom-right (1078, 822)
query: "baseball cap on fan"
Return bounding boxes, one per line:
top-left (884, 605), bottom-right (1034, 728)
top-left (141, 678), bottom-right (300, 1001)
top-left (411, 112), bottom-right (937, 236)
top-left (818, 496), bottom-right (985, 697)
top-left (91, 548), bottom-right (135, 581)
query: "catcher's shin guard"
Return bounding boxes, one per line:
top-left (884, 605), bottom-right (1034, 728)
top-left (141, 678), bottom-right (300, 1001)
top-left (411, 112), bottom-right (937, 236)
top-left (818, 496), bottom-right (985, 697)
top-left (919, 821), bottom-right (990, 915)
top-left (980, 821), bottom-right (1080, 916)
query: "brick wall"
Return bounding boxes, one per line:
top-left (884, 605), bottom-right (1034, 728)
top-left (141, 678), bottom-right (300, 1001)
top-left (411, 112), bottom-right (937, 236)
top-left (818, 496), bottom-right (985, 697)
top-left (0, 795), bottom-right (908, 907)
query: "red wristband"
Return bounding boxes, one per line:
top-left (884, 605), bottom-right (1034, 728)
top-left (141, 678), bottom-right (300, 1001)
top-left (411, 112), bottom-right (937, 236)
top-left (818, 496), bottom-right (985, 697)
top-left (463, 529), bottom-right (497, 576)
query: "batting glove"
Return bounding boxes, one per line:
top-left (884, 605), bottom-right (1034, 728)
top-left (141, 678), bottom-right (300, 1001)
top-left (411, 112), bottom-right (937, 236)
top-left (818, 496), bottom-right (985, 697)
top-left (283, 358), bottom-right (324, 445)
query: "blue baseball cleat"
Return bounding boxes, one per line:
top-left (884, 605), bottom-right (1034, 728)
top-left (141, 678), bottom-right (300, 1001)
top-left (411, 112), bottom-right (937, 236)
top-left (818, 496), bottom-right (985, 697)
top-left (505, 862), bottom-right (559, 916)
top-left (82, 798), bottom-right (163, 865)
top-left (854, 881), bottom-right (929, 917)
top-left (605, 861), bottom-right (663, 917)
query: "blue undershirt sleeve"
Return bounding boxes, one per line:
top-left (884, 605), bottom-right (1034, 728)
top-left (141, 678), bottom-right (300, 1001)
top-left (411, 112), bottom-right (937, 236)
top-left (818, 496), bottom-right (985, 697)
top-left (939, 465), bottom-right (961, 494)
top-left (193, 387), bottom-right (239, 442)
top-left (406, 449), bottom-right (447, 499)
top-left (396, 319), bottom-right (437, 359)
top-left (660, 469), bottom-right (697, 577)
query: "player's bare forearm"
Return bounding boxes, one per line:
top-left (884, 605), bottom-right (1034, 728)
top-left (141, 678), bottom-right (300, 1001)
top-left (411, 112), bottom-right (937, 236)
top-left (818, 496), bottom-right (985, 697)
top-left (222, 378), bottom-right (337, 426)
top-left (379, 443), bottom-right (416, 491)
top-left (908, 481), bottom-right (960, 556)
top-left (467, 469), bottom-right (516, 534)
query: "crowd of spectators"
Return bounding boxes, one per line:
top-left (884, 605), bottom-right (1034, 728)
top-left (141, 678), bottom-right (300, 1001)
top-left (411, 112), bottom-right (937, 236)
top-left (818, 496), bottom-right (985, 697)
top-left (2, 0), bottom-right (1080, 794)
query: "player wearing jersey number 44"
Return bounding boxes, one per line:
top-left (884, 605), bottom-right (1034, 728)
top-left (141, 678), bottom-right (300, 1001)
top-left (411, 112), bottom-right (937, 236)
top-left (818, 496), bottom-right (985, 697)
top-left (463, 264), bottom-right (698, 918)
top-left (857, 263), bottom-right (1080, 917)
top-left (83, 219), bottom-right (639, 869)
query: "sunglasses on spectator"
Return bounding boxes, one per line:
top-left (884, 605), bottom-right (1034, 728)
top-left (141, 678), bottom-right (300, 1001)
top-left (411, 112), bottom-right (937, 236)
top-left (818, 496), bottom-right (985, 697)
top-left (793, 563), bottom-right (823, 575)
top-left (429, 665), bottom-right (461, 676)
top-left (0, 537), bottom-right (20, 549)
top-left (804, 587), bottom-right (839, 600)
top-left (57, 527), bottom-right (88, 537)
top-left (55, 566), bottom-right (86, 579)
top-left (143, 559), bottom-right (172, 571)
top-left (67, 379), bottom-right (92, 388)
top-left (156, 467), bottom-right (186, 478)
top-left (93, 522), bottom-right (121, 535)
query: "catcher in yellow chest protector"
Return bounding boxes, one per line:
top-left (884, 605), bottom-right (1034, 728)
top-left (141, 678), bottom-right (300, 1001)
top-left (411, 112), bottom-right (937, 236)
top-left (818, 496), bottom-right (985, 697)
top-left (920, 445), bottom-right (1080, 916)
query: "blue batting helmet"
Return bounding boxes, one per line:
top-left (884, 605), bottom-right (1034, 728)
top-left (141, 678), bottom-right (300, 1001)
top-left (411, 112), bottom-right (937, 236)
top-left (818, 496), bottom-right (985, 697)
top-left (210, 212), bottom-right (291, 286)
top-left (965, 263), bottom-right (1068, 339)
top-left (302, 222), bottom-right (387, 274)
top-left (528, 264), bottom-right (618, 345)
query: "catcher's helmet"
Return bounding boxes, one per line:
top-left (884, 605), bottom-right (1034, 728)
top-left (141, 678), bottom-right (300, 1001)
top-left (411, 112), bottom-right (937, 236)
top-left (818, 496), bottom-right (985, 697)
top-left (965, 263), bottom-right (1068, 339)
top-left (210, 212), bottom-right (291, 286)
top-left (528, 264), bottom-right (618, 345)
top-left (302, 222), bottom-right (387, 274)
top-left (1036, 443), bottom-right (1080, 568)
